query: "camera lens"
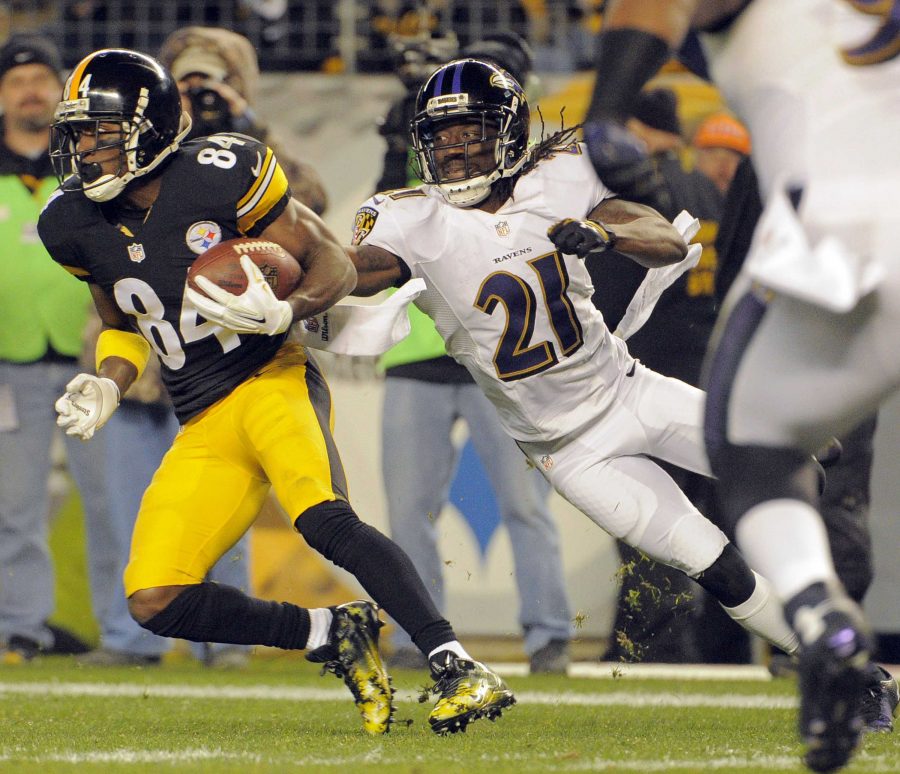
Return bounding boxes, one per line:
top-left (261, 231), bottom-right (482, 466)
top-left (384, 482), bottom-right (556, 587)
top-left (187, 86), bottom-right (232, 138)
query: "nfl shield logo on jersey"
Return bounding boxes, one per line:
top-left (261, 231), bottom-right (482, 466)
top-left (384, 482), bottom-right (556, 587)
top-left (495, 221), bottom-right (510, 238)
top-left (540, 454), bottom-right (554, 471)
top-left (127, 243), bottom-right (146, 263)
top-left (185, 221), bottom-right (222, 254)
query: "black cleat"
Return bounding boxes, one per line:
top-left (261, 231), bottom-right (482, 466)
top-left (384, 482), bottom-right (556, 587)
top-left (306, 600), bottom-right (395, 735)
top-left (794, 594), bottom-right (871, 773)
top-left (860, 663), bottom-right (899, 733)
top-left (424, 650), bottom-right (516, 735)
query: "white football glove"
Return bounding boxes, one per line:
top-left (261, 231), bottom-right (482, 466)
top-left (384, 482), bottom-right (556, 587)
top-left (186, 254), bottom-right (294, 335)
top-left (55, 374), bottom-right (120, 441)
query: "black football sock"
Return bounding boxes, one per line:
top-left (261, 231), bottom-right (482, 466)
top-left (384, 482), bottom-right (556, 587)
top-left (296, 500), bottom-right (456, 655)
top-left (692, 543), bottom-right (757, 607)
top-left (141, 582), bottom-right (311, 649)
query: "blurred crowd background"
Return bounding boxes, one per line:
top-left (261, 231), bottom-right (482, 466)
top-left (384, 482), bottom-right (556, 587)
top-left (3, 0), bottom-right (604, 73)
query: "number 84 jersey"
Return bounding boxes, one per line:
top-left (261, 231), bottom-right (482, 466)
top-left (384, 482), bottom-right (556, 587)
top-left (355, 146), bottom-right (636, 443)
top-left (38, 133), bottom-right (291, 423)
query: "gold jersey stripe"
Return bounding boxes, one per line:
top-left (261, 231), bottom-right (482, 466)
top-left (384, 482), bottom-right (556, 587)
top-left (61, 264), bottom-right (91, 278)
top-left (237, 147), bottom-right (275, 213)
top-left (236, 149), bottom-right (289, 233)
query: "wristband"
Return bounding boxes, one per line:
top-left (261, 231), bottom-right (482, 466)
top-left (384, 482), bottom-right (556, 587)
top-left (96, 328), bottom-right (151, 378)
top-left (586, 220), bottom-right (618, 250)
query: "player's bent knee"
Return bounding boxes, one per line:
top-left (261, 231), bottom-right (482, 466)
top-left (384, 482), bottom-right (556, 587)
top-left (663, 510), bottom-right (729, 578)
top-left (128, 585), bottom-right (191, 624)
top-left (692, 543), bottom-right (757, 607)
top-left (295, 499), bottom-right (368, 566)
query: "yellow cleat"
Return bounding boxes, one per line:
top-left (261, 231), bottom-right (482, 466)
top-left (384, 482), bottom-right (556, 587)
top-left (306, 600), bottom-right (396, 735)
top-left (425, 651), bottom-right (516, 735)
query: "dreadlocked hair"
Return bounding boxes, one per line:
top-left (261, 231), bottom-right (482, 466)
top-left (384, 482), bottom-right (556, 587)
top-left (519, 107), bottom-right (583, 178)
top-left (494, 108), bottom-right (581, 205)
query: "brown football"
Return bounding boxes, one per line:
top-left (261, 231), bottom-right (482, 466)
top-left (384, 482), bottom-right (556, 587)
top-left (187, 237), bottom-right (302, 300)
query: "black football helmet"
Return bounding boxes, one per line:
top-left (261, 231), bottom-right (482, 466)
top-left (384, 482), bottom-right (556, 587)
top-left (50, 48), bottom-right (190, 202)
top-left (411, 58), bottom-right (530, 206)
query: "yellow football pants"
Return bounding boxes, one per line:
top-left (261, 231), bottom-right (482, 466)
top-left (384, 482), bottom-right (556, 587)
top-left (124, 343), bottom-right (347, 596)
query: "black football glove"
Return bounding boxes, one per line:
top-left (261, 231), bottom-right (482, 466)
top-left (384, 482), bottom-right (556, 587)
top-left (582, 118), bottom-right (672, 213)
top-left (548, 218), bottom-right (617, 260)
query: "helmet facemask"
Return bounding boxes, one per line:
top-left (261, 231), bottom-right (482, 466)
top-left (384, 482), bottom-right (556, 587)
top-left (414, 111), bottom-right (524, 206)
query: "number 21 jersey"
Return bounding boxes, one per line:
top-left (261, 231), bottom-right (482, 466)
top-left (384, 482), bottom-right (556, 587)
top-left (354, 145), bottom-right (636, 443)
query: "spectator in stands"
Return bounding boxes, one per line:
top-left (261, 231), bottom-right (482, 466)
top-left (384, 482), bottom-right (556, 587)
top-left (375, 33), bottom-right (574, 674)
top-left (0, 34), bottom-right (100, 662)
top-left (374, 30), bottom-right (459, 193)
top-left (691, 112), bottom-right (751, 197)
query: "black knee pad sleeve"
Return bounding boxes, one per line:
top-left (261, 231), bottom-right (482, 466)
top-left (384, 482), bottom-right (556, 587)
top-left (295, 500), bottom-right (372, 568)
top-left (693, 543), bottom-right (757, 608)
top-left (295, 500), bottom-right (452, 654)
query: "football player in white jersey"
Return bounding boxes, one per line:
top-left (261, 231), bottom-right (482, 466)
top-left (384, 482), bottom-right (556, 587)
top-left (583, 1), bottom-right (900, 771)
top-left (349, 57), bottom-right (806, 673)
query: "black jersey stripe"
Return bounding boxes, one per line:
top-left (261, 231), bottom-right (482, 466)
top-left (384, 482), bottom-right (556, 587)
top-left (303, 354), bottom-right (349, 502)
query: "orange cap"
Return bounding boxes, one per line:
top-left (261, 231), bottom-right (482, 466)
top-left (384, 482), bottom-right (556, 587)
top-left (693, 113), bottom-right (751, 155)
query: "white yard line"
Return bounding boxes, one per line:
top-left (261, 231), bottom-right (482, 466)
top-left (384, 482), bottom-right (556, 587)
top-left (497, 662), bottom-right (774, 680)
top-left (0, 679), bottom-right (794, 708)
top-left (0, 748), bottom-right (898, 772)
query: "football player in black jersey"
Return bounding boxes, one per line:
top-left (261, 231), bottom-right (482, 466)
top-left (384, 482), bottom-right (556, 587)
top-left (40, 48), bottom-right (514, 736)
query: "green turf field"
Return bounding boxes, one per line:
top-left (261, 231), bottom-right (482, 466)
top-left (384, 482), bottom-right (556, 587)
top-left (1, 657), bottom-right (898, 773)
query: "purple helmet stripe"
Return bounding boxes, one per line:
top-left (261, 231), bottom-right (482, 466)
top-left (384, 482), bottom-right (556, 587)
top-left (433, 65), bottom-right (447, 97)
top-left (451, 61), bottom-right (463, 93)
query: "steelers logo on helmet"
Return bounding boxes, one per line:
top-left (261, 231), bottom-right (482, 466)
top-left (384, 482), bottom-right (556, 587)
top-left (352, 206), bottom-right (379, 246)
top-left (185, 221), bottom-right (222, 254)
top-left (411, 58), bottom-right (530, 208)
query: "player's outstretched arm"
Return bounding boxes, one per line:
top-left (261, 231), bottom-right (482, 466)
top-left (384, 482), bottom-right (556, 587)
top-left (345, 244), bottom-right (408, 297)
top-left (549, 198), bottom-right (686, 269)
top-left (261, 197), bottom-right (357, 319)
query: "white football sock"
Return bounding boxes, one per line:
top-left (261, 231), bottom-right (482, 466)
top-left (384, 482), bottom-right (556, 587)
top-left (721, 571), bottom-right (799, 654)
top-left (736, 499), bottom-right (838, 601)
top-left (306, 608), bottom-right (333, 650)
top-left (428, 640), bottom-right (472, 662)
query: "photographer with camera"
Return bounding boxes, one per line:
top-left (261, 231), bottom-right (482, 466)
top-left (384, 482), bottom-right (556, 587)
top-left (170, 43), bottom-right (259, 141)
top-left (159, 26), bottom-right (327, 215)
